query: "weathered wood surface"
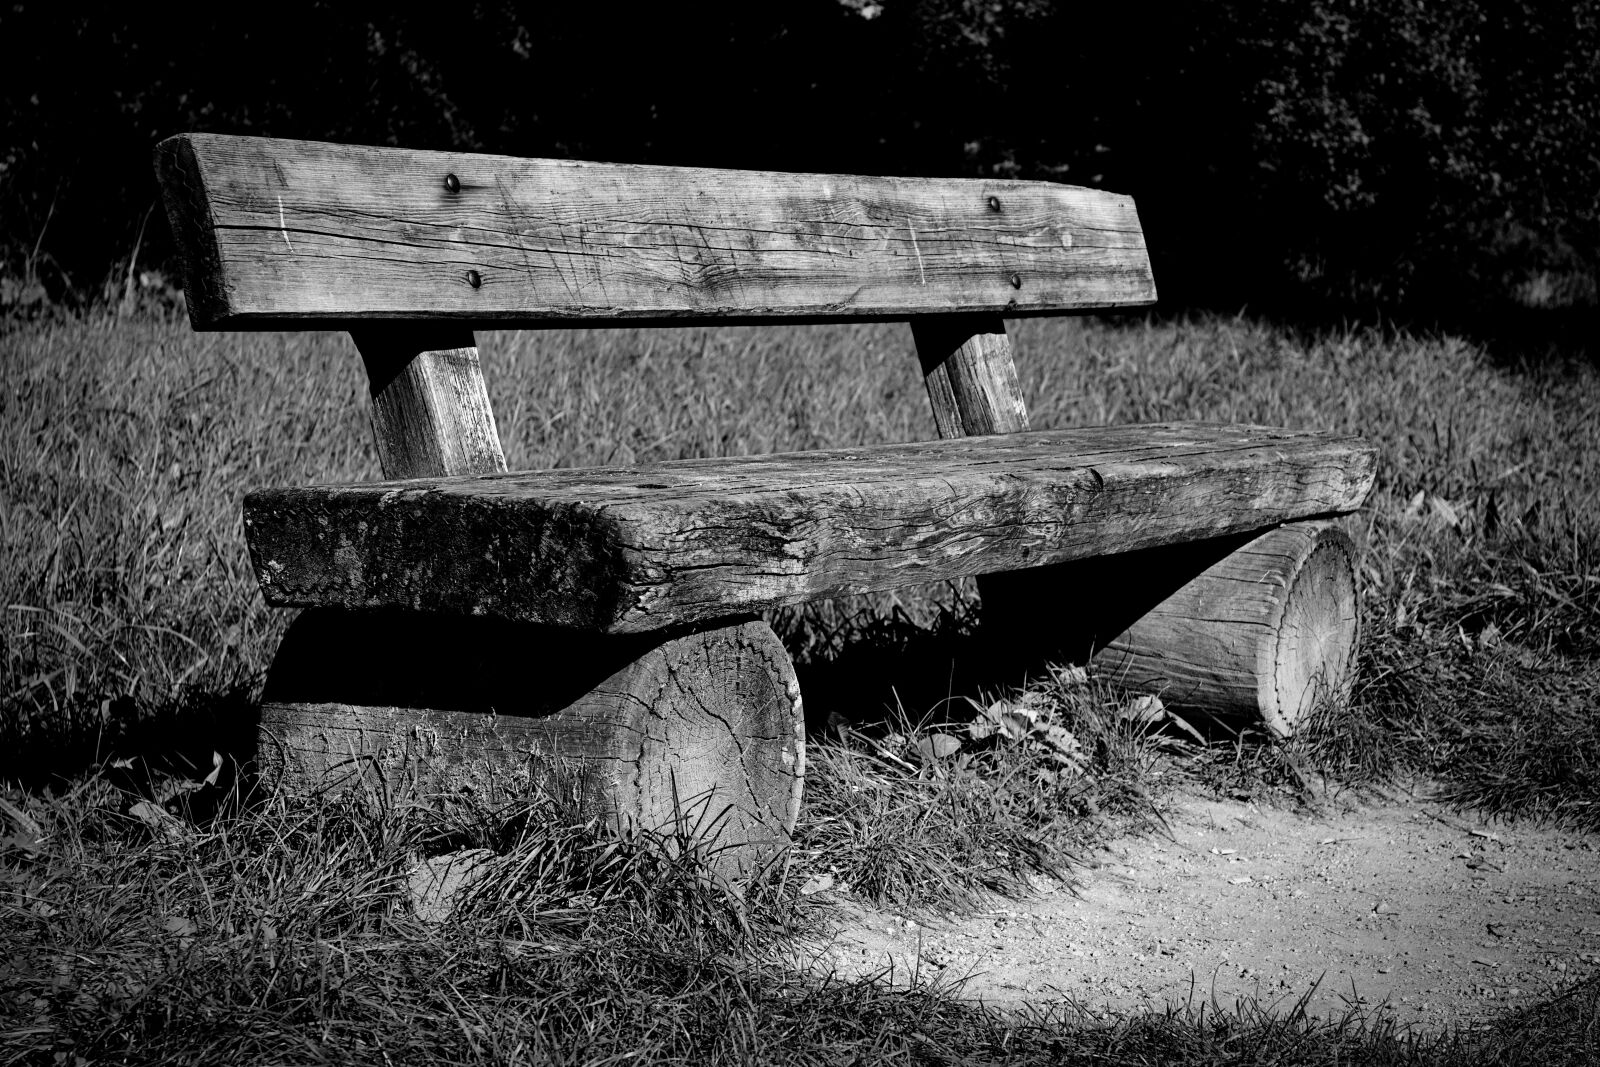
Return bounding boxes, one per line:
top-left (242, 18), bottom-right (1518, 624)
top-left (1084, 522), bottom-right (1359, 736)
top-left (910, 311), bottom-right (1038, 634)
top-left (351, 324), bottom-right (507, 480)
top-left (257, 613), bottom-right (804, 871)
top-left (911, 313), bottom-right (1030, 437)
top-left (985, 522), bottom-right (1359, 737)
top-left (154, 133), bottom-right (1155, 330)
top-left (245, 423), bottom-right (1376, 634)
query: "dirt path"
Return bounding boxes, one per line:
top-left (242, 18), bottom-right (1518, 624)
top-left (806, 791), bottom-right (1600, 1029)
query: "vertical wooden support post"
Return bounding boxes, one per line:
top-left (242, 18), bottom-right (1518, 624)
top-left (911, 313), bottom-right (1030, 437)
top-left (348, 323), bottom-right (507, 479)
top-left (911, 312), bottom-right (1036, 641)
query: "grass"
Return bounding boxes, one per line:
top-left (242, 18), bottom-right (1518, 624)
top-left (5, 775), bottom-right (1598, 1065)
top-left (797, 672), bottom-right (1169, 912)
top-left (3, 303), bottom-right (1599, 1061)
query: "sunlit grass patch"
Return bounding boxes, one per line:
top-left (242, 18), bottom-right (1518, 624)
top-left (797, 668), bottom-right (1171, 912)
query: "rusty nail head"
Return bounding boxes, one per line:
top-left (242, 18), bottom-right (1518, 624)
top-left (988, 195), bottom-right (1001, 212)
top-left (466, 269), bottom-right (482, 289)
top-left (1010, 273), bottom-right (1022, 289)
top-left (444, 173), bottom-right (461, 193)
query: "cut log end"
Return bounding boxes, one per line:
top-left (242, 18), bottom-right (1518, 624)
top-left (1091, 522), bottom-right (1360, 737)
top-left (254, 612), bottom-right (802, 873)
top-left (984, 520), bottom-right (1361, 738)
top-left (1258, 524), bottom-right (1360, 736)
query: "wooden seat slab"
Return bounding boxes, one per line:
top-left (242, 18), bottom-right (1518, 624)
top-left (245, 422), bottom-right (1375, 635)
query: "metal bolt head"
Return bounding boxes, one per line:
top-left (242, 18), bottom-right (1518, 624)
top-left (1009, 273), bottom-right (1022, 289)
top-left (987, 195), bottom-right (1001, 212)
top-left (444, 173), bottom-right (461, 193)
top-left (466, 269), bottom-right (482, 289)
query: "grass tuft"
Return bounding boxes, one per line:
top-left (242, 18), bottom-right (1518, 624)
top-left (797, 670), bottom-right (1168, 912)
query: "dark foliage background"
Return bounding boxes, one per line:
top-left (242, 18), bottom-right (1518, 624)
top-left (3, 0), bottom-right (1596, 325)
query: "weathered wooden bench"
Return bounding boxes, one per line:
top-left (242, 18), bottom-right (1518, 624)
top-left (155, 133), bottom-right (1375, 864)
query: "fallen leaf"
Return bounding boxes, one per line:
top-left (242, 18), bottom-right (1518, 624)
top-left (799, 872), bottom-right (835, 896)
top-left (202, 750), bottom-right (223, 787)
top-left (407, 849), bottom-right (495, 925)
top-left (0, 796), bottom-right (43, 839)
top-left (162, 915), bottom-right (198, 938)
top-left (1051, 665), bottom-right (1089, 687)
top-left (129, 800), bottom-right (188, 842)
top-left (916, 733), bottom-right (962, 761)
top-left (162, 915), bottom-right (199, 948)
top-left (1120, 695), bottom-right (1166, 724)
top-left (1430, 495), bottom-right (1463, 527)
top-left (1228, 876), bottom-right (1252, 885)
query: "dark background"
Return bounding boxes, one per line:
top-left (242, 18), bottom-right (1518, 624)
top-left (3, 0), bottom-right (1596, 338)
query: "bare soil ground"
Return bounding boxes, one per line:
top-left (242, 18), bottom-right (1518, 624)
top-left (806, 789), bottom-right (1600, 1030)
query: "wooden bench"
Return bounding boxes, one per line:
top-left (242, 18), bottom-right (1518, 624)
top-left (155, 133), bottom-right (1375, 865)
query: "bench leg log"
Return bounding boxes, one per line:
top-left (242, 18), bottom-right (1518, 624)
top-left (1087, 521), bottom-right (1359, 737)
top-left (254, 610), bottom-right (804, 870)
top-left (986, 521), bottom-right (1359, 737)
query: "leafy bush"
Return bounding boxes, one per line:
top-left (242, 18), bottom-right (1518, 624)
top-left (1233, 0), bottom-right (1600, 311)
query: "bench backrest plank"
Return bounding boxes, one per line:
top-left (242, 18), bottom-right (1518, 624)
top-left (156, 134), bottom-right (1156, 330)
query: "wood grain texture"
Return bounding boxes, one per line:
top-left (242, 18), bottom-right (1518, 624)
top-left (983, 521), bottom-right (1360, 736)
top-left (911, 312), bottom-right (1035, 634)
top-left (351, 324), bottom-right (507, 479)
top-left (244, 423), bottom-right (1377, 635)
top-left (911, 314), bottom-right (1031, 437)
top-left (153, 133), bottom-right (1156, 329)
top-left (1089, 522), bottom-right (1359, 736)
top-left (256, 612), bottom-right (804, 871)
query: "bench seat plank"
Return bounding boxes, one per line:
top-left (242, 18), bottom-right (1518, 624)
top-left (156, 133), bottom-right (1155, 329)
top-left (245, 423), bottom-right (1375, 635)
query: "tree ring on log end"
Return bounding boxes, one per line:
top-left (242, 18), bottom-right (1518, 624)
top-left (254, 609), bottom-right (802, 873)
top-left (1258, 523), bottom-right (1360, 737)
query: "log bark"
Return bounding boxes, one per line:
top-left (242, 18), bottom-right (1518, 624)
top-left (255, 612), bottom-right (804, 871)
top-left (1090, 521), bottom-right (1359, 736)
top-left (243, 423), bottom-right (1377, 633)
top-left (153, 133), bottom-right (1155, 329)
top-left (989, 521), bottom-right (1359, 737)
